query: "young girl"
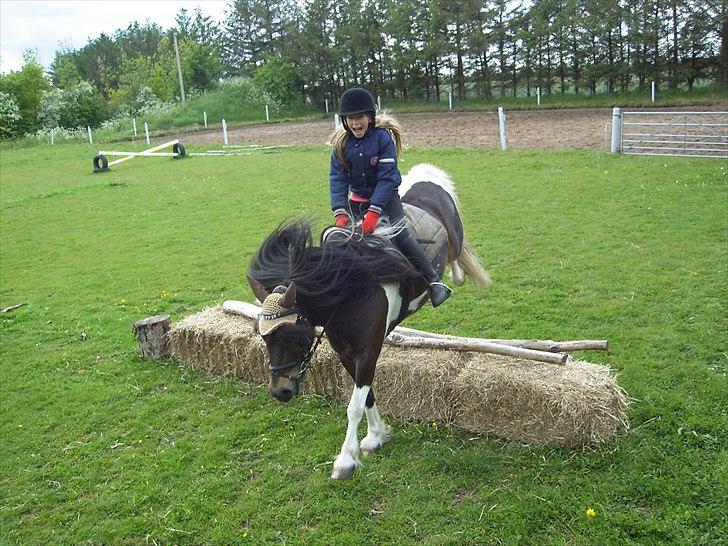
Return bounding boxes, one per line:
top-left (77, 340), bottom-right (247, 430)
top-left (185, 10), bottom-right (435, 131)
top-left (329, 87), bottom-right (452, 307)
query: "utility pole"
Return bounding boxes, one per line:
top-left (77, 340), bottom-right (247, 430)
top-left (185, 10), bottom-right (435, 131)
top-left (173, 33), bottom-right (186, 107)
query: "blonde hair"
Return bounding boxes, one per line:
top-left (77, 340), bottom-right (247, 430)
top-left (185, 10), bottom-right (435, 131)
top-left (329, 111), bottom-right (404, 171)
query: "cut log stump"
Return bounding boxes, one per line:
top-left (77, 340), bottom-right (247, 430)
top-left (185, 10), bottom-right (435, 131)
top-left (133, 315), bottom-right (172, 359)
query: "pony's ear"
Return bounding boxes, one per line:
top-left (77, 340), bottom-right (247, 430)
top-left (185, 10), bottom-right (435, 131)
top-left (279, 282), bottom-right (296, 309)
top-left (247, 275), bottom-right (270, 302)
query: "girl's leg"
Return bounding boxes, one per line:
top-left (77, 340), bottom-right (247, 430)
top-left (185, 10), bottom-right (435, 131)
top-left (383, 197), bottom-right (452, 307)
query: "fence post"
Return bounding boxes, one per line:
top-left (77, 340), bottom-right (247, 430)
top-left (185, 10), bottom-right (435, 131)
top-left (498, 107), bottom-right (507, 150)
top-left (50, 129), bottom-right (55, 146)
top-left (610, 107), bottom-right (622, 154)
top-left (133, 118), bottom-right (137, 138)
top-left (377, 95), bottom-right (381, 110)
top-left (204, 111), bottom-right (208, 128)
top-left (222, 118), bottom-right (228, 145)
top-left (449, 92), bottom-right (453, 111)
top-left (651, 81), bottom-right (655, 103)
top-left (87, 126), bottom-right (93, 145)
top-left (325, 99), bottom-right (329, 114)
top-left (144, 122), bottom-right (150, 145)
top-left (265, 105), bottom-right (270, 122)
top-left (537, 86), bottom-right (541, 107)
top-left (334, 113), bottom-right (340, 129)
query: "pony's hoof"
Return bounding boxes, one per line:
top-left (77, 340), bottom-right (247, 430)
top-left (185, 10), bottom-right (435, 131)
top-left (331, 464), bottom-right (357, 480)
top-left (360, 433), bottom-right (391, 456)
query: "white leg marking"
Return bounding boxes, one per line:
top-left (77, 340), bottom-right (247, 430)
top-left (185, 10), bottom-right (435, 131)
top-left (382, 283), bottom-right (402, 332)
top-left (331, 385), bottom-right (370, 479)
top-left (360, 403), bottom-right (391, 456)
top-left (407, 291), bottom-right (429, 313)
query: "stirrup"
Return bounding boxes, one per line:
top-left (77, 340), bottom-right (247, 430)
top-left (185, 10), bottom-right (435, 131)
top-left (428, 282), bottom-right (452, 308)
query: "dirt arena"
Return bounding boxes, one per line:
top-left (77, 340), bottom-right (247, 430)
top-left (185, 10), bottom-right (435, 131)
top-left (174, 105), bottom-right (726, 151)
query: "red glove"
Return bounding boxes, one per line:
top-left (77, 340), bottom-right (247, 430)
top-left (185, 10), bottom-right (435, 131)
top-left (362, 210), bottom-right (380, 235)
top-left (335, 214), bottom-right (349, 228)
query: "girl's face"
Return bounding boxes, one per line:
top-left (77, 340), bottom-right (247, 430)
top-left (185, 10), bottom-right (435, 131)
top-left (345, 113), bottom-right (370, 138)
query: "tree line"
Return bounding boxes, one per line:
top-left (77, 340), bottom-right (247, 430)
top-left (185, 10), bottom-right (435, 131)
top-left (0, 0), bottom-right (724, 138)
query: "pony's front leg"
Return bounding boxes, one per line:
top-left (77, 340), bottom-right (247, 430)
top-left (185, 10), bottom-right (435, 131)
top-left (331, 385), bottom-right (369, 480)
top-left (360, 401), bottom-right (391, 456)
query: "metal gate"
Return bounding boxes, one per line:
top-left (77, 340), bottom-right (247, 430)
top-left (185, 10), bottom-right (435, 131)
top-left (619, 110), bottom-right (728, 158)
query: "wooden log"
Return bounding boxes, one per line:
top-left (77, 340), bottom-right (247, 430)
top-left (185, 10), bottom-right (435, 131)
top-left (221, 300), bottom-right (567, 364)
top-left (386, 331), bottom-right (567, 364)
top-left (393, 326), bottom-right (608, 352)
top-left (132, 315), bottom-right (172, 359)
top-left (104, 139), bottom-right (179, 167)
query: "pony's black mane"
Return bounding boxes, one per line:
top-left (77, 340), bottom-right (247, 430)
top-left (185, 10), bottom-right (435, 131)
top-left (248, 219), bottom-right (421, 310)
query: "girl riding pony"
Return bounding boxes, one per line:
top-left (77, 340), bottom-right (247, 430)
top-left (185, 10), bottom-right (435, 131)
top-left (329, 87), bottom-right (452, 307)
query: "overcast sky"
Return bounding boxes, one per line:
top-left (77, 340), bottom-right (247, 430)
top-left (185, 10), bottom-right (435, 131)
top-left (0, 0), bottom-right (229, 74)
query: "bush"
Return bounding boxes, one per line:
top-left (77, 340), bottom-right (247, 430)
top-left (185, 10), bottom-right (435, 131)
top-left (0, 91), bottom-right (22, 139)
top-left (38, 81), bottom-right (107, 130)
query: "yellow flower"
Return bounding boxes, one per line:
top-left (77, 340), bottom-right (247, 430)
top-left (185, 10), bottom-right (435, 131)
top-left (586, 508), bottom-right (597, 518)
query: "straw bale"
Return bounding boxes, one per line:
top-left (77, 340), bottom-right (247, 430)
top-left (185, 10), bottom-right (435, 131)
top-left (169, 307), bottom-right (628, 446)
top-left (452, 355), bottom-right (629, 447)
top-left (373, 347), bottom-right (466, 424)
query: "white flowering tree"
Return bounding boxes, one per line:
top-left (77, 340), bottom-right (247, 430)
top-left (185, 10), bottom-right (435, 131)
top-left (0, 91), bottom-right (22, 139)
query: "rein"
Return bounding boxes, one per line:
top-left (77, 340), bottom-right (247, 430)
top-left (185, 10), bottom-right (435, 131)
top-left (267, 310), bottom-right (328, 382)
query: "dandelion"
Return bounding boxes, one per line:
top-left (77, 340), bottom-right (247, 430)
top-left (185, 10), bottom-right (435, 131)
top-left (586, 507), bottom-right (597, 518)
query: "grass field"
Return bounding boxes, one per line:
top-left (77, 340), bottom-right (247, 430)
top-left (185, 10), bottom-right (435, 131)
top-left (1, 141), bottom-right (726, 544)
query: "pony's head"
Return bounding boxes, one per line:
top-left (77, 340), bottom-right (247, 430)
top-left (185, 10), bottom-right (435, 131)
top-left (248, 276), bottom-right (315, 402)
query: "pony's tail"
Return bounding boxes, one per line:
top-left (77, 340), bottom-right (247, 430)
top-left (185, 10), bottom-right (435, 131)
top-left (454, 238), bottom-right (491, 287)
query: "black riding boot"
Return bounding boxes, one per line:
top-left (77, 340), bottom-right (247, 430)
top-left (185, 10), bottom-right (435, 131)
top-left (397, 230), bottom-right (452, 307)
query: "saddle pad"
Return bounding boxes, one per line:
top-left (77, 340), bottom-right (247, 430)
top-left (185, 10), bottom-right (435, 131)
top-left (403, 203), bottom-right (448, 262)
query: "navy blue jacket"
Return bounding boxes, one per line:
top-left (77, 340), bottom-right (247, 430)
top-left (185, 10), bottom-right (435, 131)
top-left (329, 127), bottom-right (401, 214)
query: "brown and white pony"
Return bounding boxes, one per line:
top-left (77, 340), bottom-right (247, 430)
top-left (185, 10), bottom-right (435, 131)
top-left (247, 164), bottom-right (489, 479)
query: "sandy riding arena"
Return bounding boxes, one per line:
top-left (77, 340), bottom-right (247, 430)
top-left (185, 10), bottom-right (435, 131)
top-left (174, 106), bottom-right (725, 151)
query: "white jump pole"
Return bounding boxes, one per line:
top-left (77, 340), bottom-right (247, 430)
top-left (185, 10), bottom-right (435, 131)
top-left (651, 81), bottom-right (656, 103)
top-left (133, 118), bottom-right (137, 138)
top-left (204, 111), bottom-right (208, 128)
top-left (87, 126), bottom-right (93, 144)
top-left (104, 139), bottom-right (180, 167)
top-left (449, 92), bottom-right (453, 111)
top-left (498, 107), bottom-right (507, 150)
top-left (610, 107), bottom-right (622, 154)
top-left (265, 105), bottom-right (270, 122)
top-left (537, 86), bottom-right (541, 107)
top-left (325, 99), bottom-right (329, 113)
top-left (144, 122), bottom-right (150, 145)
top-left (222, 118), bottom-right (228, 145)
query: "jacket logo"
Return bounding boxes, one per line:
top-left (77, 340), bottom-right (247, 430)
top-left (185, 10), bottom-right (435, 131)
top-left (370, 156), bottom-right (379, 166)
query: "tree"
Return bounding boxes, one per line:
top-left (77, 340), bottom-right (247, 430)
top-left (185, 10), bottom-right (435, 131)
top-left (0, 51), bottom-right (50, 133)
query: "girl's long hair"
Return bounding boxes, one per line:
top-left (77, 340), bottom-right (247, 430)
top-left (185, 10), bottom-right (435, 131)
top-left (329, 111), bottom-right (404, 171)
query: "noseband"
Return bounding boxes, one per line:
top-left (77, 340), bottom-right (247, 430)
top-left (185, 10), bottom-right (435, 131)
top-left (266, 309), bottom-right (325, 382)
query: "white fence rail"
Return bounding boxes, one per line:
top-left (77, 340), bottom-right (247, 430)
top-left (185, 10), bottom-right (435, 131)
top-left (616, 110), bottom-right (728, 159)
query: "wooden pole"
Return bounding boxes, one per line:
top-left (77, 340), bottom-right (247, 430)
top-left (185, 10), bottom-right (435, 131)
top-left (105, 139), bottom-right (179, 167)
top-left (392, 326), bottom-right (608, 352)
top-left (221, 301), bottom-right (570, 364)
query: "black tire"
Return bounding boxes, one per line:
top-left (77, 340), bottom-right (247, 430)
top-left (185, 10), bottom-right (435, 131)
top-left (93, 154), bottom-right (109, 173)
top-left (172, 142), bottom-right (186, 158)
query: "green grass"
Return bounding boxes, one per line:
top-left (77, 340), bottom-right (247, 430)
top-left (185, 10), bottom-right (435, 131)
top-left (1, 142), bottom-right (726, 544)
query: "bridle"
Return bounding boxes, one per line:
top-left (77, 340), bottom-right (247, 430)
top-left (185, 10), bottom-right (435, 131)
top-left (265, 308), bottom-right (327, 383)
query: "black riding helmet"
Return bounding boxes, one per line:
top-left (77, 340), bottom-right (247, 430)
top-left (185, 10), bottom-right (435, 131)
top-left (339, 87), bottom-right (376, 135)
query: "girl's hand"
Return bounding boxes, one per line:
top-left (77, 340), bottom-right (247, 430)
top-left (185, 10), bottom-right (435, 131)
top-left (335, 214), bottom-right (349, 228)
top-left (362, 210), bottom-right (380, 235)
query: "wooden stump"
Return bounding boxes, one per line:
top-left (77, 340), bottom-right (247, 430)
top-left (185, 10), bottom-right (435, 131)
top-left (132, 315), bottom-right (171, 359)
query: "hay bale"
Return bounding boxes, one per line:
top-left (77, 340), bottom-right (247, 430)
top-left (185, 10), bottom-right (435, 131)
top-left (170, 307), bottom-right (349, 401)
top-left (452, 355), bottom-right (629, 447)
top-left (373, 347), bottom-right (465, 424)
top-left (169, 307), bottom-right (629, 446)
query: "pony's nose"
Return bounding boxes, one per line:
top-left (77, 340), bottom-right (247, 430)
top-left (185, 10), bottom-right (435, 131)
top-left (272, 388), bottom-right (294, 402)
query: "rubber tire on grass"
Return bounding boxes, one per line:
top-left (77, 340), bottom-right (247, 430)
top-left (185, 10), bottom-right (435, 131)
top-left (93, 154), bottom-right (109, 173)
top-left (172, 142), bottom-right (186, 158)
